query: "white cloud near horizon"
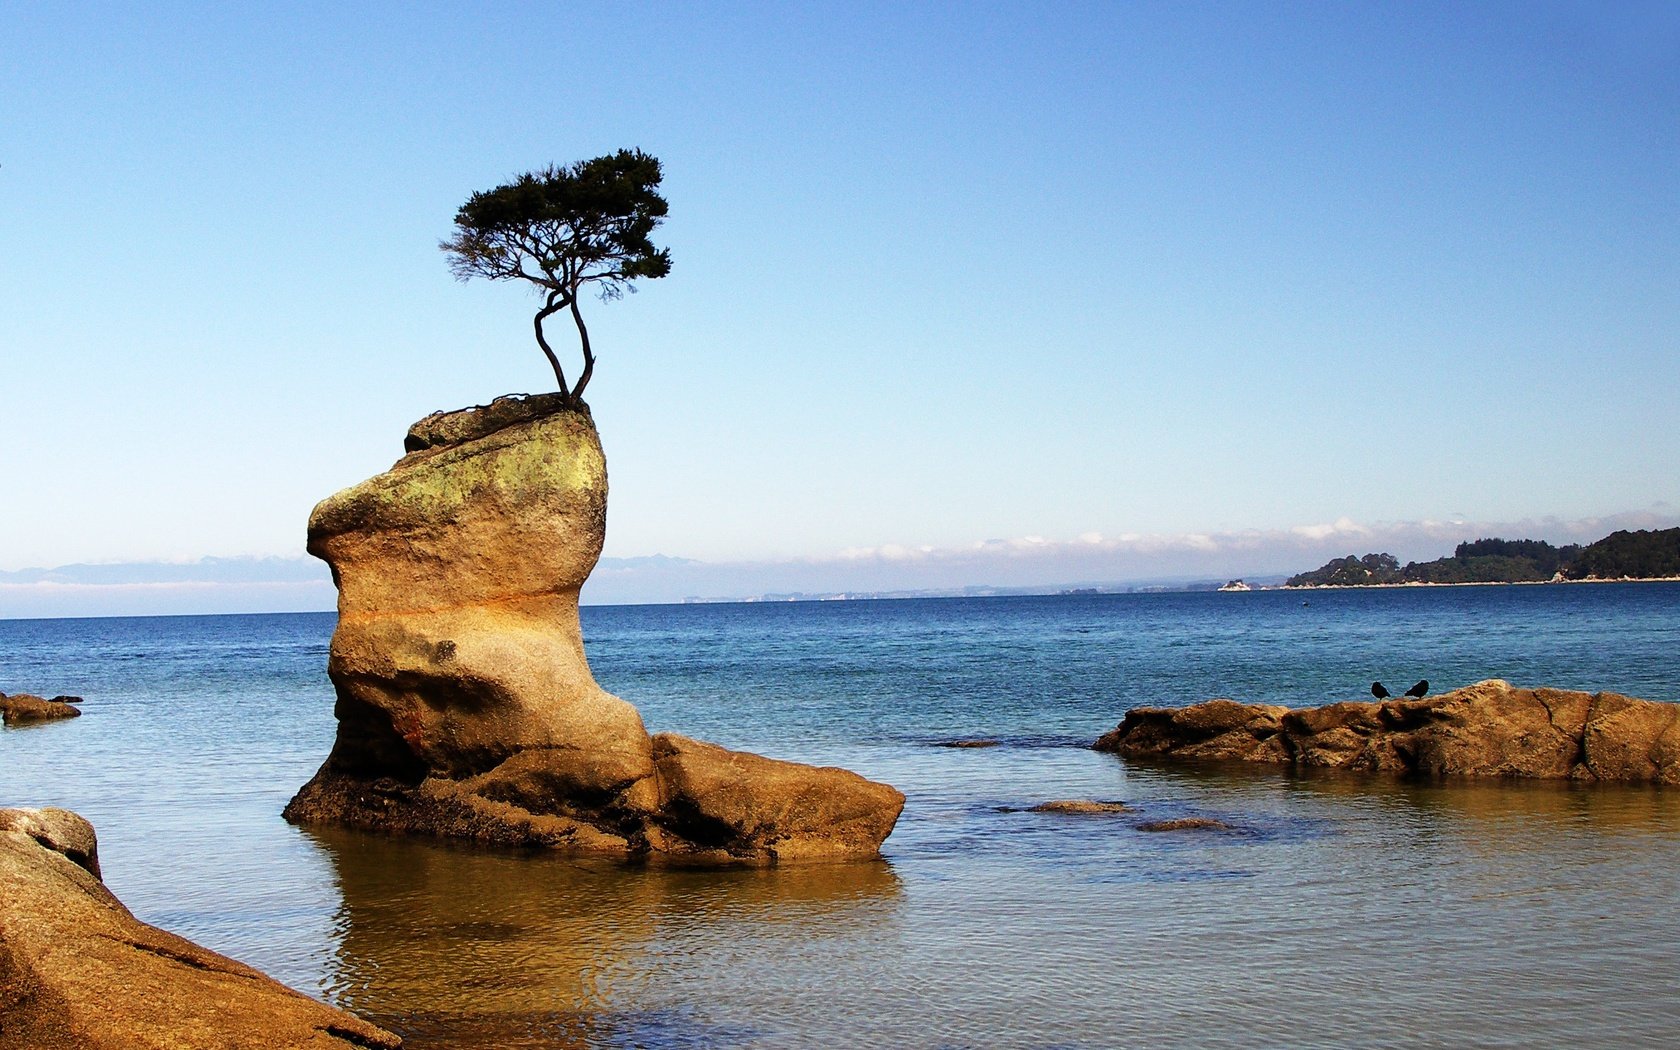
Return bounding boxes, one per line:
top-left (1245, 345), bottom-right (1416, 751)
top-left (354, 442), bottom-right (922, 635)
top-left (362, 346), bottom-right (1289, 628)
top-left (3, 507), bottom-right (1676, 617)
top-left (815, 508), bottom-right (1677, 570)
top-left (587, 506), bottom-right (1680, 603)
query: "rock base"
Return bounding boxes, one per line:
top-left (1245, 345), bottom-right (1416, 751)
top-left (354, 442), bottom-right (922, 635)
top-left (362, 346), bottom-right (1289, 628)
top-left (1097, 679), bottom-right (1680, 784)
top-left (285, 732), bottom-right (905, 865)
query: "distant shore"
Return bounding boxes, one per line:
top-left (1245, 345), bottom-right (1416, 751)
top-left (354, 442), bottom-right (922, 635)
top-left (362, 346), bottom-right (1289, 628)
top-left (1279, 575), bottom-right (1680, 591)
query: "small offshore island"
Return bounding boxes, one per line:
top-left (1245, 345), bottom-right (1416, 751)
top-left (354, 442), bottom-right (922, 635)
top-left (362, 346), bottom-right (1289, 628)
top-left (1284, 528), bottom-right (1680, 588)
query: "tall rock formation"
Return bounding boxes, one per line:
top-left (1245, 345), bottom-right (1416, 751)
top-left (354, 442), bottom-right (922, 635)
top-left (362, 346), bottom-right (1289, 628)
top-left (1097, 679), bottom-right (1680, 784)
top-left (285, 395), bottom-right (903, 863)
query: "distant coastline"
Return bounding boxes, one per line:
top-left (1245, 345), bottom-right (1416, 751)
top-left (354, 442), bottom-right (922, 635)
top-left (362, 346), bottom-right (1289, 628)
top-left (682, 573), bottom-right (1680, 605)
top-left (1281, 575), bottom-right (1680, 591)
top-left (1283, 528), bottom-right (1680, 589)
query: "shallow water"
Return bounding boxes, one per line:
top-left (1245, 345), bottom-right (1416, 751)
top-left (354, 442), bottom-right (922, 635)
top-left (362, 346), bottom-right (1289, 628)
top-left (3, 585), bottom-right (1679, 1047)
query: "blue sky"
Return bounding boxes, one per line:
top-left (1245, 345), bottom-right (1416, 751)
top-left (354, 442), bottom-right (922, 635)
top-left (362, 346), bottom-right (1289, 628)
top-left (2, 2), bottom-right (1676, 612)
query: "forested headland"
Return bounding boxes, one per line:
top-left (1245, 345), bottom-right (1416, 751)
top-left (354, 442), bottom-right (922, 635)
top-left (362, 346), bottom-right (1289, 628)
top-left (1285, 528), bottom-right (1680, 587)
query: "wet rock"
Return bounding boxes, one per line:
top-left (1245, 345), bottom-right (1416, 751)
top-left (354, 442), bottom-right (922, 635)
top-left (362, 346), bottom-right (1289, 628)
top-left (1027, 800), bottom-right (1130, 814)
top-left (0, 693), bottom-right (82, 726)
top-left (1097, 680), bottom-right (1680, 784)
top-left (935, 738), bottom-right (1001, 748)
top-left (0, 807), bottom-right (400, 1049)
top-left (286, 399), bottom-right (903, 863)
top-left (1137, 817), bottom-right (1231, 832)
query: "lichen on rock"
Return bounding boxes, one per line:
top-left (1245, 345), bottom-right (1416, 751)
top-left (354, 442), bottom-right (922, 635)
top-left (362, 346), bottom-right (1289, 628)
top-left (286, 396), bottom-right (903, 864)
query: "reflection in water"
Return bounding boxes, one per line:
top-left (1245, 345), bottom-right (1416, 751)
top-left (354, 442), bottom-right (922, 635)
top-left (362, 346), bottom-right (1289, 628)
top-left (1119, 753), bottom-right (1680, 829)
top-left (306, 828), bottom-right (901, 1048)
top-left (304, 758), bottom-right (1680, 1049)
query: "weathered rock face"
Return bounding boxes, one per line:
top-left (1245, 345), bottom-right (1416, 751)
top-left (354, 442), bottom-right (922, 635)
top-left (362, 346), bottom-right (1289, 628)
top-left (646, 733), bottom-right (906, 863)
top-left (1096, 680), bottom-right (1680, 784)
top-left (286, 396), bottom-right (903, 863)
top-left (0, 693), bottom-right (81, 726)
top-left (0, 807), bottom-right (400, 1050)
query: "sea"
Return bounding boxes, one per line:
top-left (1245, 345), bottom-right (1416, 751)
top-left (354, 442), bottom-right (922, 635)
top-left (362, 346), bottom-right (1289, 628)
top-left (3, 583), bottom-right (1679, 1049)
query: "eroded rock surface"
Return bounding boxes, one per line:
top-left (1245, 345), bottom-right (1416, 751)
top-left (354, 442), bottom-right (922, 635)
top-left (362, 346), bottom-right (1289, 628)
top-left (286, 396), bottom-right (903, 863)
top-left (0, 807), bottom-right (399, 1050)
top-left (1097, 679), bottom-right (1680, 784)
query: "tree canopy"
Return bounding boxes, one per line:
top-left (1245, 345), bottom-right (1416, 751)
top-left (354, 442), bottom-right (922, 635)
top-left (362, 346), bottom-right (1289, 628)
top-left (1563, 528), bottom-right (1680, 580)
top-left (441, 149), bottom-right (671, 406)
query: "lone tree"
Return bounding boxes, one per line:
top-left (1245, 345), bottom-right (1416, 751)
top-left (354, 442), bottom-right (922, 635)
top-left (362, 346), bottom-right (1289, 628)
top-left (441, 149), bottom-right (671, 406)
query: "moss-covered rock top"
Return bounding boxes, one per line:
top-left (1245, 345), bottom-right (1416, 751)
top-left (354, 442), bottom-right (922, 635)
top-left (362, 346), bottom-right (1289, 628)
top-left (308, 403), bottom-right (605, 544)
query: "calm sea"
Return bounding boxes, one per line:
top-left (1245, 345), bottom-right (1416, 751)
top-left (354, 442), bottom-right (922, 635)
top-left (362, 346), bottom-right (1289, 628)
top-left (3, 584), bottom-right (1679, 1048)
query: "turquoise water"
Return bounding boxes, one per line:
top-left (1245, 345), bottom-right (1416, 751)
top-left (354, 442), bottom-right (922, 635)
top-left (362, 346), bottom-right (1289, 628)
top-left (3, 584), bottom-right (1679, 1047)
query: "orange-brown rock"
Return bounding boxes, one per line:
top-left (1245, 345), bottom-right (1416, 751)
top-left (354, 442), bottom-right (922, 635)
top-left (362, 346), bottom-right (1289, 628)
top-left (0, 807), bottom-right (400, 1050)
top-left (1095, 697), bottom-right (1290, 763)
top-left (1096, 679), bottom-right (1680, 784)
top-left (646, 734), bottom-right (907, 863)
top-left (285, 396), bottom-right (903, 863)
top-left (0, 693), bottom-right (81, 726)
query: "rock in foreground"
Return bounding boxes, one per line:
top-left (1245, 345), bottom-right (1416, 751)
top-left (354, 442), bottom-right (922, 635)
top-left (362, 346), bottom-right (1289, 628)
top-left (0, 807), bottom-right (399, 1050)
top-left (1096, 680), bottom-right (1680, 784)
top-left (286, 397), bottom-right (903, 863)
top-left (0, 693), bottom-right (81, 726)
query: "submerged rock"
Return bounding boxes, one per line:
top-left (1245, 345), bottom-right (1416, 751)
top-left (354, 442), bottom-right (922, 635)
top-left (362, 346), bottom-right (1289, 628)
top-left (0, 807), bottom-right (399, 1049)
top-left (1137, 817), bottom-right (1231, 832)
top-left (1027, 800), bottom-right (1131, 814)
top-left (286, 397), bottom-right (903, 863)
top-left (1097, 679), bottom-right (1680, 784)
top-left (0, 693), bottom-right (81, 726)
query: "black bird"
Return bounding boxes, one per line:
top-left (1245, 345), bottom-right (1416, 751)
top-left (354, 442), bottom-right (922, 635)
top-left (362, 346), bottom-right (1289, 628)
top-left (1404, 679), bottom-right (1429, 698)
top-left (1371, 682), bottom-right (1391, 699)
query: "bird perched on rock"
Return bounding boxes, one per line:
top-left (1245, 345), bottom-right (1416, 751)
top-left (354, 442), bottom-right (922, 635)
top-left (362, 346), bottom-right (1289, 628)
top-left (1404, 680), bottom-right (1429, 698)
top-left (1371, 682), bottom-right (1391, 699)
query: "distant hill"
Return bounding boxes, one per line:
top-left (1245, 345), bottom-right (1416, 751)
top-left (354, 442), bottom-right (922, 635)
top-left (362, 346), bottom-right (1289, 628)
top-left (1563, 528), bottom-right (1680, 580)
top-left (1286, 529), bottom-right (1680, 587)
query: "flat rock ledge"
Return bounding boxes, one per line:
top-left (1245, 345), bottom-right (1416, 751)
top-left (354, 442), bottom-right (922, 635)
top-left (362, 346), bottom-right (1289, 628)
top-left (0, 807), bottom-right (400, 1050)
top-left (288, 397), bottom-right (903, 864)
top-left (0, 693), bottom-right (81, 726)
top-left (1095, 679), bottom-right (1680, 784)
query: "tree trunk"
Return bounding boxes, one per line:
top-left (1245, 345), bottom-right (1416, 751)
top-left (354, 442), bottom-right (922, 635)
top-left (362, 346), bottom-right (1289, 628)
top-left (567, 289), bottom-right (595, 405)
top-left (533, 294), bottom-right (571, 395)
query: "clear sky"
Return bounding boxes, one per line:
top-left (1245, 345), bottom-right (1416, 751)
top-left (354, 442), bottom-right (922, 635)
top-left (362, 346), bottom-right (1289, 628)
top-left (2, 2), bottom-right (1676, 611)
